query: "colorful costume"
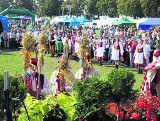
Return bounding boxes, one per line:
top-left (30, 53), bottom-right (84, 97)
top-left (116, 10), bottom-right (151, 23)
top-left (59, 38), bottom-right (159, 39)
top-left (26, 72), bottom-right (50, 97)
top-left (140, 61), bottom-right (160, 99)
top-left (111, 41), bottom-right (123, 61)
top-left (133, 44), bottom-right (146, 74)
top-left (71, 34), bottom-right (76, 56)
top-left (50, 69), bottom-right (75, 94)
top-left (95, 41), bottom-right (105, 66)
top-left (50, 56), bottom-right (75, 94)
top-left (25, 58), bottom-right (50, 97)
top-left (55, 38), bottom-right (63, 53)
top-left (111, 40), bottom-right (123, 69)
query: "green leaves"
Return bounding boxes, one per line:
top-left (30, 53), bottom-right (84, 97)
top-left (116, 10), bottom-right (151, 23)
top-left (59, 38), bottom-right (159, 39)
top-left (73, 77), bottom-right (111, 120)
top-left (55, 93), bottom-right (78, 121)
top-left (16, 93), bottom-right (78, 121)
top-left (108, 69), bottom-right (136, 103)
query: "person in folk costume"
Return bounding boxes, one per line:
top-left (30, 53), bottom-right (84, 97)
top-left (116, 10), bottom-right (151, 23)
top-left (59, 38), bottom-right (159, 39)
top-left (63, 38), bottom-right (70, 59)
top-left (26, 58), bottom-right (50, 97)
top-left (75, 34), bottom-right (99, 80)
top-left (120, 37), bottom-right (126, 65)
top-left (63, 34), bottom-right (71, 54)
top-left (50, 56), bottom-right (75, 95)
top-left (75, 62), bottom-right (99, 80)
top-left (140, 50), bottom-right (160, 99)
top-left (75, 31), bottom-right (83, 61)
top-left (111, 37), bottom-right (124, 69)
top-left (127, 36), bottom-right (138, 68)
top-left (133, 39), bottom-right (146, 74)
top-left (71, 32), bottom-right (76, 59)
top-left (149, 33), bottom-right (159, 62)
top-left (55, 34), bottom-right (63, 57)
top-left (49, 30), bottom-right (56, 57)
top-left (95, 36), bottom-right (105, 66)
top-left (152, 44), bottom-right (160, 62)
top-left (102, 35), bottom-right (109, 63)
top-left (143, 38), bottom-right (151, 65)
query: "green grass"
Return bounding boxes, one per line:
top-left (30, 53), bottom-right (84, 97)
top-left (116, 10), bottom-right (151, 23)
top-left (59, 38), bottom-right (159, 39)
top-left (0, 48), bottom-right (143, 91)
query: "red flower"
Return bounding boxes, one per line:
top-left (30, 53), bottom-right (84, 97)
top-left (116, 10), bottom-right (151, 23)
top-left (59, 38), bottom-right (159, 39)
top-left (126, 107), bottom-right (133, 113)
top-left (106, 103), bottom-right (118, 115)
top-left (150, 115), bottom-right (157, 121)
top-left (119, 111), bottom-right (124, 119)
top-left (130, 112), bottom-right (141, 120)
top-left (145, 111), bottom-right (151, 120)
top-left (125, 113), bottom-right (130, 119)
top-left (146, 102), bottom-right (152, 111)
top-left (135, 97), bottom-right (147, 109)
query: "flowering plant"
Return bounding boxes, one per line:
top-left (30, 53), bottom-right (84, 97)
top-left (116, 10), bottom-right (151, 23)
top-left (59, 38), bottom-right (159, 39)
top-left (106, 94), bottom-right (160, 121)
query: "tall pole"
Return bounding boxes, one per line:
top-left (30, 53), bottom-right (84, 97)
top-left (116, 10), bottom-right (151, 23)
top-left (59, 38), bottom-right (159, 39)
top-left (4, 71), bottom-right (12, 121)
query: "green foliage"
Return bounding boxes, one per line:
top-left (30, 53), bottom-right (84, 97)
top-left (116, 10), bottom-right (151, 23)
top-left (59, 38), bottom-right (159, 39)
top-left (0, 0), bottom-right (13, 11)
top-left (72, 77), bottom-right (111, 120)
top-left (140, 0), bottom-right (160, 17)
top-left (12, 0), bottom-right (35, 12)
top-left (55, 93), bottom-right (79, 121)
top-left (0, 75), bottom-right (27, 117)
top-left (107, 69), bottom-right (136, 103)
top-left (16, 93), bottom-right (78, 121)
top-left (107, 0), bottom-right (118, 17)
top-left (96, 0), bottom-right (108, 16)
top-left (117, 0), bottom-right (143, 18)
top-left (37, 0), bottom-right (61, 16)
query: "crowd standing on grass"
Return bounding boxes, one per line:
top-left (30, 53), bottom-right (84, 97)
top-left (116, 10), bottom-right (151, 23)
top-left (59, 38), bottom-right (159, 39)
top-left (1, 19), bottom-right (160, 73)
top-left (0, 18), bottom-right (160, 98)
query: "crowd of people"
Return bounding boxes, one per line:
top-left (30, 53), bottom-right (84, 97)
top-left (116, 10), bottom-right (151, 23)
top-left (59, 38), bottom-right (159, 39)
top-left (3, 25), bottom-right (160, 71)
top-left (0, 18), bottom-right (160, 99)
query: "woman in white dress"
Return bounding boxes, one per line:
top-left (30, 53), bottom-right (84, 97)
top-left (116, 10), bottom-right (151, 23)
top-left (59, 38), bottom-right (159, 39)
top-left (134, 39), bottom-right (145, 74)
top-left (75, 32), bottom-right (83, 61)
top-left (95, 38), bottom-right (105, 66)
top-left (111, 38), bottom-right (124, 69)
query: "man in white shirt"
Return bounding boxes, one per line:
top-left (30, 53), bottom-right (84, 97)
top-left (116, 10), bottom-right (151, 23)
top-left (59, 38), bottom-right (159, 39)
top-left (26, 58), bottom-right (50, 98)
top-left (9, 29), bottom-right (16, 50)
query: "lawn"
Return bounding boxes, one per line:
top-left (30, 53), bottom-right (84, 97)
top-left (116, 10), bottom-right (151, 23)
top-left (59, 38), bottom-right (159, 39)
top-left (0, 48), bottom-right (144, 91)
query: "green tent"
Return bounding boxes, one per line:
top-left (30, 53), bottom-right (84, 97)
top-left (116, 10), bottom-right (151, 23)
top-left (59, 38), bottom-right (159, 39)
top-left (112, 18), bottom-right (136, 26)
top-left (0, 7), bottom-right (35, 23)
top-left (7, 15), bottom-right (20, 19)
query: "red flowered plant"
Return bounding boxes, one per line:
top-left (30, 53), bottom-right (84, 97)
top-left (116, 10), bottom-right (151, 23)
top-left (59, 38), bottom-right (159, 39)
top-left (106, 94), bottom-right (160, 120)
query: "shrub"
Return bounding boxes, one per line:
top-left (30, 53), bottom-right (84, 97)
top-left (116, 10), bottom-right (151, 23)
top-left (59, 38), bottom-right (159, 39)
top-left (107, 69), bottom-right (136, 120)
top-left (0, 75), bottom-right (27, 119)
top-left (72, 77), bottom-right (112, 120)
top-left (16, 93), bottom-right (78, 121)
top-left (107, 69), bottom-right (136, 103)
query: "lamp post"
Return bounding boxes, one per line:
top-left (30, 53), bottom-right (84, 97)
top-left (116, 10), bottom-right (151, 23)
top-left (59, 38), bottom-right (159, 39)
top-left (4, 71), bottom-right (12, 121)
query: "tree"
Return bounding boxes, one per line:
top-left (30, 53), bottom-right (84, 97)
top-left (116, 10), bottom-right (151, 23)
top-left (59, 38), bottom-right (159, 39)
top-left (158, 7), bottom-right (160, 17)
top-left (117, 0), bottom-right (143, 18)
top-left (140, 0), bottom-right (160, 17)
top-left (107, 69), bottom-right (136, 120)
top-left (13, 0), bottom-right (35, 12)
top-left (0, 0), bottom-right (13, 11)
top-left (61, 0), bottom-right (86, 16)
top-left (96, 0), bottom-right (108, 16)
top-left (107, 0), bottom-right (118, 17)
top-left (86, 0), bottom-right (99, 18)
top-left (37, 0), bottom-right (60, 16)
